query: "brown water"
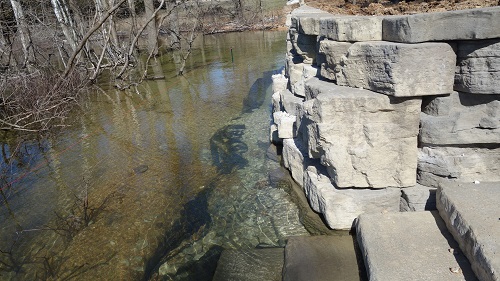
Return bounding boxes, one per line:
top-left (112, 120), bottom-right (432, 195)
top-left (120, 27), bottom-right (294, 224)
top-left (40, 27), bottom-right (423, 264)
top-left (0, 31), bottom-right (312, 280)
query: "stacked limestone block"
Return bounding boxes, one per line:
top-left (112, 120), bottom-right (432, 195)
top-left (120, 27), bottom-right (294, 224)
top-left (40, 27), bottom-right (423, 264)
top-left (413, 20), bottom-right (500, 188)
top-left (272, 5), bottom-right (500, 230)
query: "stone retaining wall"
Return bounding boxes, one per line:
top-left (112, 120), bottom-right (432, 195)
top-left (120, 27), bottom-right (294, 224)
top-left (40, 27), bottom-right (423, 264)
top-left (271, 5), bottom-right (500, 230)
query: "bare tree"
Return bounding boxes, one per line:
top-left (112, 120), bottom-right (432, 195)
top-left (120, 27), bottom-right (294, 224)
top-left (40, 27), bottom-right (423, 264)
top-left (50, 0), bottom-right (78, 51)
top-left (9, 0), bottom-right (34, 67)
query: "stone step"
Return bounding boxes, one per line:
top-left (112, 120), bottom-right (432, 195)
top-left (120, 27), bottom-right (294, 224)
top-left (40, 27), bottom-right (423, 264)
top-left (283, 235), bottom-right (365, 281)
top-left (437, 182), bottom-right (500, 281)
top-left (212, 248), bottom-right (284, 281)
top-left (356, 211), bottom-right (478, 281)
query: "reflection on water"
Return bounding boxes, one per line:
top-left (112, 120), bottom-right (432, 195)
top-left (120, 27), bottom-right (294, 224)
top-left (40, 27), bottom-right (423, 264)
top-left (0, 31), bottom-right (308, 280)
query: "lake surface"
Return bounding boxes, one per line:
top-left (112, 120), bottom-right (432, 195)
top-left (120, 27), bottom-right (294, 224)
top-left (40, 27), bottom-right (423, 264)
top-left (0, 30), bottom-right (312, 280)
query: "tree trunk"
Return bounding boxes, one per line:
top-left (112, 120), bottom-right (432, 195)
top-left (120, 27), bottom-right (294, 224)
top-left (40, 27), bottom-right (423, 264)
top-left (168, 4), bottom-right (180, 49)
top-left (127, 0), bottom-right (137, 34)
top-left (50, 0), bottom-right (78, 51)
top-left (144, 0), bottom-right (158, 56)
top-left (95, 0), bottom-right (119, 48)
top-left (9, 0), bottom-right (34, 66)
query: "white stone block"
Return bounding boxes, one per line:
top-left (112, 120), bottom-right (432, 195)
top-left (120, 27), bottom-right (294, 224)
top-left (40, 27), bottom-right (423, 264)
top-left (273, 111), bottom-right (296, 139)
top-left (272, 73), bottom-right (288, 94)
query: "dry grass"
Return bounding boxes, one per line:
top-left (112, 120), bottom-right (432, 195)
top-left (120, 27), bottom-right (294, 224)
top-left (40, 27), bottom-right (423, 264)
top-left (0, 70), bottom-right (88, 132)
top-left (305, 0), bottom-right (499, 15)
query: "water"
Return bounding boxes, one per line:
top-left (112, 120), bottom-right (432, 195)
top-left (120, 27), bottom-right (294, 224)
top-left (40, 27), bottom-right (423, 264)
top-left (0, 30), bottom-right (310, 280)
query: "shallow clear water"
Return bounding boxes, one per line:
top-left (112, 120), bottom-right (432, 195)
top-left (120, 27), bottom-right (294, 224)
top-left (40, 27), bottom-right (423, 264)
top-left (0, 30), bottom-right (309, 280)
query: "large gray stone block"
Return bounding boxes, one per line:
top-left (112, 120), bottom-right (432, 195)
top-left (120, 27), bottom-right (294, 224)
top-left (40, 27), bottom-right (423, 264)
top-left (304, 166), bottom-right (401, 230)
top-left (336, 41), bottom-right (456, 97)
top-left (420, 92), bottom-right (500, 145)
top-left (288, 59), bottom-right (318, 97)
top-left (292, 12), bottom-right (333, 35)
top-left (356, 211), bottom-right (477, 281)
top-left (304, 77), bottom-right (421, 188)
top-left (417, 146), bottom-right (500, 187)
top-left (280, 89), bottom-right (304, 117)
top-left (319, 15), bottom-right (383, 42)
top-left (437, 182), bottom-right (500, 281)
top-left (383, 7), bottom-right (500, 43)
top-left (318, 39), bottom-right (352, 81)
top-left (289, 5), bottom-right (327, 30)
top-left (455, 39), bottom-right (500, 94)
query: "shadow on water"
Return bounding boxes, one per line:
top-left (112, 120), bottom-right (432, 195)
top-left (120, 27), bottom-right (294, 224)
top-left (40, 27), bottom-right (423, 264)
top-left (242, 70), bottom-right (275, 113)
top-left (145, 122), bottom-right (250, 280)
top-left (210, 124), bottom-right (248, 174)
top-left (144, 68), bottom-right (279, 280)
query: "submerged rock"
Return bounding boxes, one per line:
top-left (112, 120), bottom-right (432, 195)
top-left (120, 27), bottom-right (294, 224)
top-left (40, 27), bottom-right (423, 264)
top-left (133, 164), bottom-right (149, 174)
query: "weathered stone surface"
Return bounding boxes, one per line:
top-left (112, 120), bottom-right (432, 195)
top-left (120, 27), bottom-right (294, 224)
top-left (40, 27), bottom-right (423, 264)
top-left (295, 13), bottom-right (333, 35)
top-left (318, 39), bottom-right (352, 81)
top-left (272, 92), bottom-right (281, 113)
top-left (417, 146), bottom-right (500, 187)
top-left (283, 138), bottom-right (311, 186)
top-left (319, 15), bottom-right (383, 42)
top-left (420, 92), bottom-right (500, 145)
top-left (270, 124), bottom-right (281, 144)
top-left (304, 77), bottom-right (421, 188)
top-left (437, 182), bottom-right (500, 281)
top-left (336, 41), bottom-right (456, 97)
top-left (213, 248), bottom-right (284, 281)
top-left (273, 111), bottom-right (296, 139)
top-left (289, 5), bottom-right (327, 29)
top-left (283, 235), bottom-right (362, 281)
top-left (304, 166), bottom-right (401, 229)
top-left (295, 100), bottom-right (315, 150)
top-left (400, 184), bottom-right (437, 212)
top-left (356, 211), bottom-right (477, 281)
top-left (288, 60), bottom-right (318, 97)
top-left (280, 89), bottom-right (304, 117)
top-left (289, 29), bottom-right (317, 64)
top-left (455, 39), bottom-right (500, 94)
top-left (383, 7), bottom-right (500, 43)
top-left (272, 73), bottom-right (288, 94)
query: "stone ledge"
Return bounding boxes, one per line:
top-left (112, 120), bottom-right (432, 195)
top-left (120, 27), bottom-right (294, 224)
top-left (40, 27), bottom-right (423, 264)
top-left (383, 7), bottom-right (500, 43)
top-left (319, 15), bottom-right (383, 42)
top-left (304, 166), bottom-right (401, 230)
top-left (437, 182), bottom-right (500, 281)
top-left (356, 211), bottom-right (478, 281)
